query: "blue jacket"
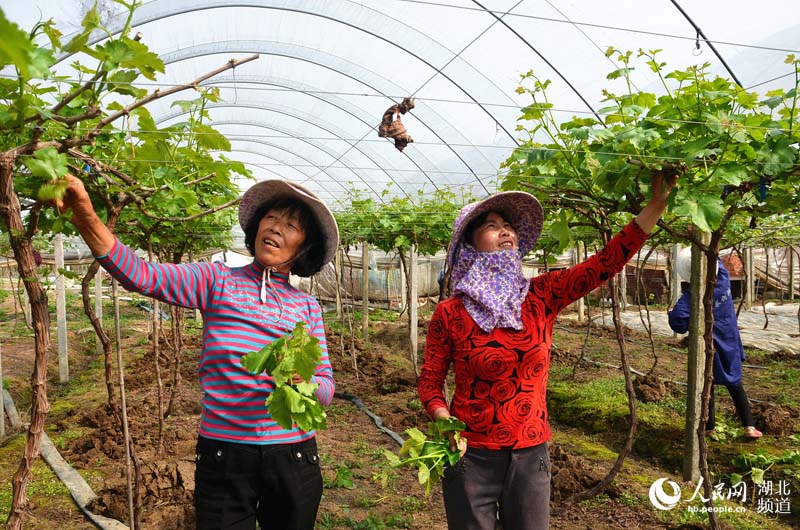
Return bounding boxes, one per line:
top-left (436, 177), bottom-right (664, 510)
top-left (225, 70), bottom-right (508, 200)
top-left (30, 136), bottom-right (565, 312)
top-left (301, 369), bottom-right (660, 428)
top-left (667, 260), bottom-right (744, 385)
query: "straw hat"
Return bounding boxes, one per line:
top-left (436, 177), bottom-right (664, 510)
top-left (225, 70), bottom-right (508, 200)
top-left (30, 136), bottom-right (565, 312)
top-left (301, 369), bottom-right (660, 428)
top-left (238, 180), bottom-right (339, 266)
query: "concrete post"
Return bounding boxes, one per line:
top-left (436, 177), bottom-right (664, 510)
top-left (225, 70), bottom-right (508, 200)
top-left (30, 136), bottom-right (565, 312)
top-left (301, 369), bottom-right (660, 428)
top-left (55, 234), bottom-right (69, 383)
top-left (399, 253), bottom-right (407, 311)
top-left (409, 246), bottom-right (419, 369)
top-left (334, 249), bottom-right (342, 319)
top-left (671, 244), bottom-right (681, 307)
top-left (744, 248), bottom-right (755, 310)
top-left (361, 242), bottom-right (369, 342)
top-left (788, 246), bottom-right (796, 300)
top-left (683, 232), bottom-right (709, 482)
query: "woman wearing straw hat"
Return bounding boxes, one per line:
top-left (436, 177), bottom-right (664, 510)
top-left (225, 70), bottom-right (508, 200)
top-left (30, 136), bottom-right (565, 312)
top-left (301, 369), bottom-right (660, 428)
top-left (418, 172), bottom-right (676, 530)
top-left (56, 175), bottom-right (338, 530)
top-left (668, 247), bottom-right (761, 441)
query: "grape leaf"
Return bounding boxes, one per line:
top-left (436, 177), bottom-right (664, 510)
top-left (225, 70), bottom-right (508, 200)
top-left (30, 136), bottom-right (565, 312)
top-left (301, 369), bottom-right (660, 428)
top-left (268, 386), bottom-right (295, 430)
top-left (0, 11), bottom-right (35, 78)
top-left (289, 323), bottom-right (321, 382)
top-left (399, 428), bottom-right (426, 458)
top-left (24, 146), bottom-right (68, 182)
top-left (241, 321), bottom-right (326, 432)
top-left (63, 7), bottom-right (100, 54)
top-left (293, 392), bottom-right (327, 432)
top-left (267, 385), bottom-right (326, 432)
top-left (240, 335), bottom-right (284, 375)
top-left (673, 192), bottom-right (724, 232)
top-left (388, 417), bottom-right (466, 494)
top-left (383, 449), bottom-right (401, 466)
top-left (417, 465), bottom-right (430, 489)
top-left (430, 416), bottom-right (466, 437)
top-left (37, 180), bottom-right (69, 201)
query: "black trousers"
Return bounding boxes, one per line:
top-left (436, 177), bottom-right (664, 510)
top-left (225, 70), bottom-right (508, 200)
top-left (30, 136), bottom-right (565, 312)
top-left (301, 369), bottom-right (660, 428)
top-left (442, 442), bottom-right (551, 530)
top-left (706, 382), bottom-right (755, 431)
top-left (194, 436), bottom-right (323, 530)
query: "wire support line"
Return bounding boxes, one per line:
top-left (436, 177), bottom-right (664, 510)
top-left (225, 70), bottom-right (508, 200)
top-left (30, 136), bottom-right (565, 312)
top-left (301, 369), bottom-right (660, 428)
top-left (40, 100), bottom-right (800, 136)
top-left (5, 68), bottom-right (491, 188)
top-left (406, 0), bottom-right (521, 152)
top-left (300, 128), bottom-right (399, 190)
top-left (410, 0), bottom-right (523, 100)
top-left (232, 162), bottom-right (493, 188)
top-left (669, 0), bottom-right (741, 86)
top-left (746, 70), bottom-right (798, 91)
top-left (155, 102), bottom-right (401, 202)
top-left (29, 147), bottom-right (800, 172)
top-left (49, 139), bottom-right (800, 171)
top-left (219, 132), bottom-right (508, 147)
top-left (89, 221), bottom-right (800, 235)
top-left (385, 0), bottom-right (800, 54)
top-left (10, 75), bottom-right (800, 108)
top-left (470, 0), bottom-right (602, 122)
top-left (197, 77), bottom-right (467, 192)
top-left (542, 0), bottom-right (630, 90)
top-left (55, 156), bottom-right (511, 177)
top-left (225, 145), bottom-right (355, 199)
top-left (48, 126), bottom-right (800, 162)
top-left (306, 1), bottom-right (524, 192)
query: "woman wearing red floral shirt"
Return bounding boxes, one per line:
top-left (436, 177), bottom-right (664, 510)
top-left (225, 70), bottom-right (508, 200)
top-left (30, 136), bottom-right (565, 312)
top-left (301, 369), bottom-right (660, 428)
top-left (418, 173), bottom-right (676, 530)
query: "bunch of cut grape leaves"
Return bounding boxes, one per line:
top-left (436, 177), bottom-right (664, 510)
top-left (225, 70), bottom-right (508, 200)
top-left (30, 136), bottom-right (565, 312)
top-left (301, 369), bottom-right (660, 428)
top-left (384, 416), bottom-right (466, 494)
top-left (240, 321), bottom-right (327, 432)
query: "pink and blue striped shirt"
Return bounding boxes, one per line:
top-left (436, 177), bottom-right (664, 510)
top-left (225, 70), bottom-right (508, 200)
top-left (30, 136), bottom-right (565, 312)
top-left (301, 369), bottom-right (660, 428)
top-left (97, 238), bottom-right (335, 445)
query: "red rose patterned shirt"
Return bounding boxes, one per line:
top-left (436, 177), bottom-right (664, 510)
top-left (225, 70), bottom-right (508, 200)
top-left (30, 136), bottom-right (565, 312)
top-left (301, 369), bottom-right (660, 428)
top-left (418, 220), bottom-right (649, 450)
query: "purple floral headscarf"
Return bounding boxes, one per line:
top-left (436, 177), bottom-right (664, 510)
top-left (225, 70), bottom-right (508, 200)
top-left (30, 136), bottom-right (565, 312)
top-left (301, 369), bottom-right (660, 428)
top-left (450, 244), bottom-right (529, 333)
top-left (445, 191), bottom-right (542, 333)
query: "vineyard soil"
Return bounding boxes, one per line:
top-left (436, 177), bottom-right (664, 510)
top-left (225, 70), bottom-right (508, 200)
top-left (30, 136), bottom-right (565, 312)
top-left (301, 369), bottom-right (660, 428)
top-left (0, 302), bottom-right (798, 529)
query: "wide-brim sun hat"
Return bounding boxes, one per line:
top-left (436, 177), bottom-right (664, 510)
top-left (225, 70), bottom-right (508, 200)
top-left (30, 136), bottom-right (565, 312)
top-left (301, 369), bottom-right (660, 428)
top-left (446, 191), bottom-right (544, 267)
top-left (238, 179), bottom-right (340, 267)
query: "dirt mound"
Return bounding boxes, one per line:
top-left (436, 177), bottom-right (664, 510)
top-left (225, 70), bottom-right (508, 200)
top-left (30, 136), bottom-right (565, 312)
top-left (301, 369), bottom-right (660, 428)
top-left (371, 321), bottom-right (411, 353)
top-left (633, 373), bottom-right (667, 403)
top-left (54, 333), bottom-right (206, 529)
top-left (87, 459), bottom-right (196, 530)
top-left (775, 347), bottom-right (799, 358)
top-left (752, 402), bottom-right (800, 435)
top-left (375, 368), bottom-right (416, 395)
top-left (71, 401), bottom-right (200, 529)
top-left (549, 444), bottom-right (618, 502)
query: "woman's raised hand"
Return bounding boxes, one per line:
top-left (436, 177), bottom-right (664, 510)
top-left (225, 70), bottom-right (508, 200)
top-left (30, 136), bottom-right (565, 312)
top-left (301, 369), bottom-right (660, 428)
top-left (634, 169), bottom-right (679, 234)
top-left (650, 169), bottom-right (678, 204)
top-left (53, 174), bottom-right (97, 222)
top-left (51, 174), bottom-right (115, 256)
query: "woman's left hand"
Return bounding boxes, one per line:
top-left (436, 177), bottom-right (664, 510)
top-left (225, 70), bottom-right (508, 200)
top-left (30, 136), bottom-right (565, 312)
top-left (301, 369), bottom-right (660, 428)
top-left (635, 169), bottom-right (679, 233)
top-left (650, 169), bottom-right (678, 204)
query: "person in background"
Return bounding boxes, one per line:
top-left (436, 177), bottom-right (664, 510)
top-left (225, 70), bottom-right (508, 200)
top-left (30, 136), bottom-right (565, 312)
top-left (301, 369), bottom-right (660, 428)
top-left (55, 175), bottom-right (338, 530)
top-left (668, 247), bottom-right (762, 441)
top-left (418, 172), bottom-right (677, 530)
